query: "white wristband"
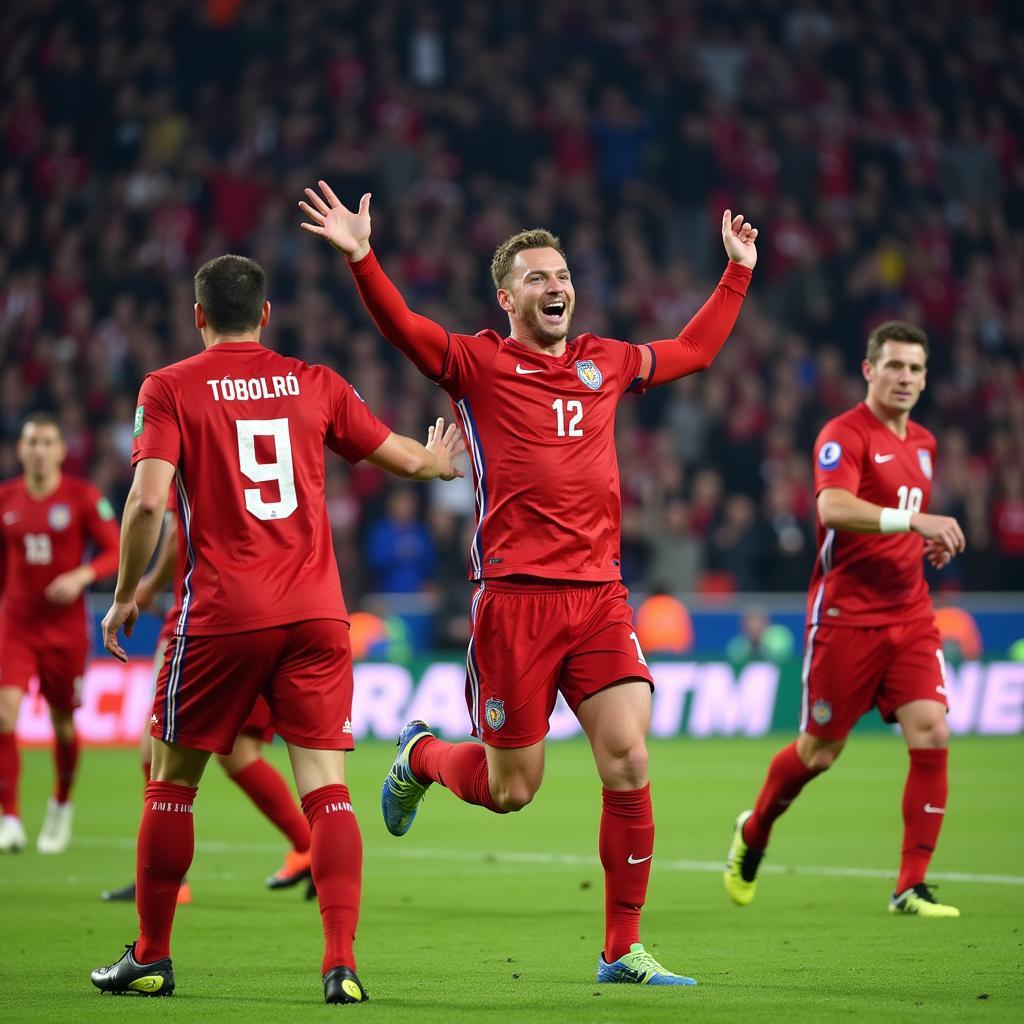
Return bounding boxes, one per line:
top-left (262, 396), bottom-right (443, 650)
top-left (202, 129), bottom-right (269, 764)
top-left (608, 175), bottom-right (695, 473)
top-left (879, 507), bottom-right (913, 533)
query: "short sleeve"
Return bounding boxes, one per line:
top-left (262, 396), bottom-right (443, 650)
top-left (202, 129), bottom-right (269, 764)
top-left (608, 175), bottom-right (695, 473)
top-left (132, 374), bottom-right (181, 467)
top-left (436, 331), bottom-right (501, 397)
top-left (813, 420), bottom-right (865, 496)
top-left (324, 371), bottom-right (392, 464)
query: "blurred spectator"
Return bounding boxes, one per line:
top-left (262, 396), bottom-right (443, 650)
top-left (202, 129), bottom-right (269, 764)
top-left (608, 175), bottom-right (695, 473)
top-left (365, 488), bottom-right (436, 594)
top-left (726, 608), bottom-right (796, 663)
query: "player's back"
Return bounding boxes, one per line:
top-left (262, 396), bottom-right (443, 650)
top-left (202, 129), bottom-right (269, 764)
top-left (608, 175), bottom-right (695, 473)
top-left (132, 342), bottom-right (388, 636)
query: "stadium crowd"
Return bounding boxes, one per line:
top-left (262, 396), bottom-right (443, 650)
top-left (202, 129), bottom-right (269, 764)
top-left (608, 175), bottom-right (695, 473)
top-left (1, 0), bottom-right (1022, 634)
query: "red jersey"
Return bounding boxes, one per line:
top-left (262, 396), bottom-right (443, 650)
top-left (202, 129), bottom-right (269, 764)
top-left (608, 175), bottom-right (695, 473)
top-left (131, 342), bottom-right (390, 636)
top-left (807, 402), bottom-right (936, 627)
top-left (442, 332), bottom-right (643, 580)
top-left (0, 475), bottom-right (120, 642)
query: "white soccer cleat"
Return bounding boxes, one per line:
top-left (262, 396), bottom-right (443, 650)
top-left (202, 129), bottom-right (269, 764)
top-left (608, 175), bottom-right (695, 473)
top-left (36, 798), bottom-right (73, 854)
top-left (0, 814), bottom-right (28, 852)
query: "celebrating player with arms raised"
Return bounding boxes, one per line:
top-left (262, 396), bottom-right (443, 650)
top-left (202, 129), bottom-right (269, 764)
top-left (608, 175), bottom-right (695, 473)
top-left (91, 254), bottom-right (463, 1003)
top-left (724, 321), bottom-right (966, 918)
top-left (300, 180), bottom-right (757, 986)
top-left (0, 413), bottom-right (119, 854)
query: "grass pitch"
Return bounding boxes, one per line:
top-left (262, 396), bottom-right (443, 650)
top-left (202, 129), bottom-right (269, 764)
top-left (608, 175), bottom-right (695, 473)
top-left (1, 736), bottom-right (1021, 1023)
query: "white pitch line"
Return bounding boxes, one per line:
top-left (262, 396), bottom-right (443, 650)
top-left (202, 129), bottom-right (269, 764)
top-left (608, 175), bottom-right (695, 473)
top-left (44, 837), bottom-right (1024, 888)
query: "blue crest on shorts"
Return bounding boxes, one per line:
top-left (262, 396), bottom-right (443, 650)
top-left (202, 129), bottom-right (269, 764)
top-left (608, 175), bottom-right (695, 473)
top-left (818, 441), bottom-right (842, 470)
top-left (575, 360), bottom-right (603, 390)
top-left (48, 504), bottom-right (71, 531)
top-left (917, 448), bottom-right (933, 480)
top-left (484, 697), bottom-right (506, 731)
top-left (811, 699), bottom-right (832, 725)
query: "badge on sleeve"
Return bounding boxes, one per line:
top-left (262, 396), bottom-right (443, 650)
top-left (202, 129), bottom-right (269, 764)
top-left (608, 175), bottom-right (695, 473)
top-left (96, 498), bottom-right (115, 521)
top-left (917, 448), bottom-right (933, 480)
top-left (818, 441), bottom-right (842, 470)
top-left (133, 406), bottom-right (145, 437)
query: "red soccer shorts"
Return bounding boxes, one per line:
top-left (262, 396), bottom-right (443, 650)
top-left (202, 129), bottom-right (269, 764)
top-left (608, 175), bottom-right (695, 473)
top-left (0, 622), bottom-right (87, 712)
top-left (466, 580), bottom-right (653, 748)
top-left (239, 695), bottom-right (276, 744)
top-left (151, 619), bottom-right (354, 755)
top-left (800, 618), bottom-right (947, 740)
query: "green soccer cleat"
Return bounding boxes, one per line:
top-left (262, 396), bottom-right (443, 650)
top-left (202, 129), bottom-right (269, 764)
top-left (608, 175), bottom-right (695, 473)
top-left (889, 883), bottom-right (960, 918)
top-left (724, 809), bottom-right (763, 906)
top-left (91, 943), bottom-right (175, 996)
top-left (596, 943), bottom-right (697, 986)
top-left (380, 720), bottom-right (433, 837)
top-left (323, 965), bottom-right (369, 1004)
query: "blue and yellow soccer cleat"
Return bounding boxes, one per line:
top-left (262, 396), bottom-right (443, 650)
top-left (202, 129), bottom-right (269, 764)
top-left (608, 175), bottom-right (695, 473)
top-left (889, 883), bottom-right (960, 918)
top-left (380, 720), bottom-right (433, 837)
top-left (596, 943), bottom-right (697, 986)
top-left (91, 943), bottom-right (175, 996)
top-left (724, 809), bottom-right (763, 906)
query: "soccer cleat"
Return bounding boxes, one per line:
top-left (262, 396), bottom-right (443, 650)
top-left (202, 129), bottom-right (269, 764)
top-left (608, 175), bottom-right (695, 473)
top-left (596, 943), bottom-right (697, 986)
top-left (91, 943), bottom-right (175, 996)
top-left (323, 965), bottom-right (369, 1004)
top-left (0, 814), bottom-right (27, 853)
top-left (724, 809), bottom-right (763, 906)
top-left (101, 881), bottom-right (136, 902)
top-left (889, 883), bottom-right (960, 918)
top-left (266, 848), bottom-right (312, 889)
top-left (101, 880), bottom-right (192, 905)
top-left (380, 720), bottom-right (433, 837)
top-left (37, 798), bottom-right (73, 853)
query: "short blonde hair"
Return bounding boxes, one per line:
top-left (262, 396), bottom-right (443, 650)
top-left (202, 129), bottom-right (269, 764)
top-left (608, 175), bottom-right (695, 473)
top-left (490, 228), bottom-right (566, 288)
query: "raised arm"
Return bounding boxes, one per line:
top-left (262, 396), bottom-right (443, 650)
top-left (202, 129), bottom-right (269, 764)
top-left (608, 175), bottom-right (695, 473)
top-left (637, 210), bottom-right (757, 388)
top-left (299, 181), bottom-right (449, 379)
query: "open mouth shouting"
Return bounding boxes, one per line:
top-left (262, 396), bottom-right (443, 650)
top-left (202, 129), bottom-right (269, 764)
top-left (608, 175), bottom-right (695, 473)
top-left (540, 297), bottom-right (567, 326)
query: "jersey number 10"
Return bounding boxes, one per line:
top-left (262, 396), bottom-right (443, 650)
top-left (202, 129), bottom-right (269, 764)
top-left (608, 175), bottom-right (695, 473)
top-left (236, 418), bottom-right (298, 521)
top-left (896, 485), bottom-right (923, 513)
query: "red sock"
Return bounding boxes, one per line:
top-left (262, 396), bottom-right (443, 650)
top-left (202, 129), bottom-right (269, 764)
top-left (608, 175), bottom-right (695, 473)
top-left (135, 782), bottom-right (197, 963)
top-left (0, 732), bottom-right (20, 817)
top-left (302, 784), bottom-right (361, 973)
top-left (230, 759), bottom-right (310, 852)
top-left (744, 741), bottom-right (821, 850)
top-left (409, 736), bottom-right (503, 813)
top-left (54, 734), bottom-right (80, 804)
top-left (896, 748), bottom-right (949, 893)
top-left (600, 785), bottom-right (654, 962)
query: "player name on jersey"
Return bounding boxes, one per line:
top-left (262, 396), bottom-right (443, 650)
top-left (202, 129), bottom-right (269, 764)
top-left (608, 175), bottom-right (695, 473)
top-left (206, 374), bottom-right (301, 401)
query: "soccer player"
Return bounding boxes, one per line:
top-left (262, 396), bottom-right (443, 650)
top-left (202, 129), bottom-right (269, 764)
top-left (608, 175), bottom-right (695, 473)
top-left (101, 493), bottom-right (316, 904)
top-left (723, 321), bottom-right (966, 918)
top-left (299, 181), bottom-right (757, 985)
top-left (0, 412), bottom-right (120, 854)
top-left (90, 254), bottom-right (463, 1003)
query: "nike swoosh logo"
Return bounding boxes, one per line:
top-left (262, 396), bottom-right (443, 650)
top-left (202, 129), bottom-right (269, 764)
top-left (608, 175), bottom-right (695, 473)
top-left (874, 453), bottom-right (895, 463)
top-left (515, 364), bottom-right (544, 375)
top-left (627, 853), bottom-right (653, 864)
top-left (924, 804), bottom-right (945, 814)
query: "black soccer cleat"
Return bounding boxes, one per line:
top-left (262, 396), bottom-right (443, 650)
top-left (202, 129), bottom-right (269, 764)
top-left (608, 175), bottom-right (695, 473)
top-left (100, 881), bottom-right (136, 902)
top-left (91, 942), bottom-right (175, 996)
top-left (323, 965), bottom-right (368, 1004)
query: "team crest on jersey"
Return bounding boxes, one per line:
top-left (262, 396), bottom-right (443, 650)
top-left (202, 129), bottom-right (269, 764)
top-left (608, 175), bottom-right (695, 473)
top-left (575, 360), bottom-right (603, 390)
top-left (811, 699), bottom-right (832, 725)
top-left (48, 504), bottom-right (71, 531)
top-left (484, 697), bottom-right (506, 731)
top-left (818, 441), bottom-right (842, 470)
top-left (917, 448), bottom-right (933, 480)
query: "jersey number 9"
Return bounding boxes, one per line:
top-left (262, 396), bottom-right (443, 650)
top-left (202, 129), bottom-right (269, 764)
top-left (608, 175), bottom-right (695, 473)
top-left (236, 418), bottom-right (298, 521)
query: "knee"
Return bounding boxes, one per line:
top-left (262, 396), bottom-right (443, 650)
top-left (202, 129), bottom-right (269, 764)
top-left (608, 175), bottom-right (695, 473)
top-left (599, 741), bottom-right (649, 790)
top-left (491, 777), bottom-right (539, 813)
top-left (804, 749), bottom-right (839, 772)
top-left (912, 717), bottom-right (950, 749)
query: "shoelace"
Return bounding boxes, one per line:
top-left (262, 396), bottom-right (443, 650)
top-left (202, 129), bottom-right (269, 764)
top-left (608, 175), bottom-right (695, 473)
top-left (912, 883), bottom-right (940, 903)
top-left (626, 948), bottom-right (670, 978)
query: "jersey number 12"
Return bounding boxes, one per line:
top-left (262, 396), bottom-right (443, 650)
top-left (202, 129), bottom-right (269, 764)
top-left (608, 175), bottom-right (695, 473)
top-left (236, 418), bottom-right (298, 521)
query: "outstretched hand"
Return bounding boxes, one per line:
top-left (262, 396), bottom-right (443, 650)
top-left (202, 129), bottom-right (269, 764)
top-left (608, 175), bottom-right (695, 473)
top-left (722, 210), bottom-right (758, 269)
top-left (299, 180), bottom-right (372, 262)
top-left (426, 417), bottom-right (465, 482)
